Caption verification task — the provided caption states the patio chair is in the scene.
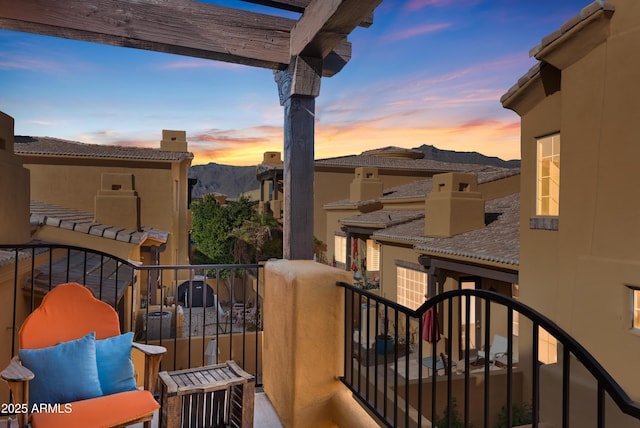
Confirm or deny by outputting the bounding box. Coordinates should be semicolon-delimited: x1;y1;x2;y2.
1;282;166;428
477;334;509;365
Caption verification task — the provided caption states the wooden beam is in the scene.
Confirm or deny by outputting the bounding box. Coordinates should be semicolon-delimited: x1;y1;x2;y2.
0;0;293;68
275;56;321;260
242;0;310;13
281;94;316;260
322;39;351;77
241;0;374;27
0;0;353;76
290;0;382;58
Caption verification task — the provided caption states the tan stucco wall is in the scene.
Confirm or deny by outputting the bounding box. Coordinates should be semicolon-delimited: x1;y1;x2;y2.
324;208;359;265
514;0;640;400
315;169;432;254
0;112;30;244
378;243;419;301
400;369;523;427
478;174;520;201
539;357;640;427
145;332;263;374
24;157;191;266
263;260;378;427
26;162;173;228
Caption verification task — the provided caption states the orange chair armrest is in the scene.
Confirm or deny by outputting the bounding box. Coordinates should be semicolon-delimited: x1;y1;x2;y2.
132;342;166;356
1;356;34;383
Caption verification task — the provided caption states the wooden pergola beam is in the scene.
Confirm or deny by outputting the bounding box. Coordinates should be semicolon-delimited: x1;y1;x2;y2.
241;0;374;27
290;0;382;58
242;0;310;13
0;0;352;76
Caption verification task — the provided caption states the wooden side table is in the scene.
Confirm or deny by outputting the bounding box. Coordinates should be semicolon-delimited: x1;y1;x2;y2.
159;360;255;428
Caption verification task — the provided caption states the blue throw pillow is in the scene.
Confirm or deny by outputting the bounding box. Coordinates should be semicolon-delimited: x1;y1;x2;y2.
19;332;103;406
95;332;137;395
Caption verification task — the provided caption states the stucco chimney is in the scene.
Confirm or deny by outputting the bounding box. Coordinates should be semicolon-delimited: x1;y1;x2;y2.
263;151;282;164
0;112;30;243
160;129;187;152
94;173;140;231
425;172;485;237
349;167;383;202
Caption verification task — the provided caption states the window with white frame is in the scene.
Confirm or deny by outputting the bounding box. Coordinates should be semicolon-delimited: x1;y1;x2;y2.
538;327;558;364
396;266;427;310
366;239;380;271
536;133;560;216
334;235;346;264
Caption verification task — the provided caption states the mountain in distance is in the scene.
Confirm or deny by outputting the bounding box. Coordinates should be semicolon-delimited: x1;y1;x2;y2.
413;144;520;169
189;162;258;199
189;145;520;199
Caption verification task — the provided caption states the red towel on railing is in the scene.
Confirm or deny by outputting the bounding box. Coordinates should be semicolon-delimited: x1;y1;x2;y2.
422;307;441;343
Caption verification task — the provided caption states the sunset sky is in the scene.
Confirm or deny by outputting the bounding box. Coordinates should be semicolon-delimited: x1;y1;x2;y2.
0;0;589;166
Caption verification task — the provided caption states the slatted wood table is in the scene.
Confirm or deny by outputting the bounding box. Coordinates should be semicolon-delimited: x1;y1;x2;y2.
159;361;255;428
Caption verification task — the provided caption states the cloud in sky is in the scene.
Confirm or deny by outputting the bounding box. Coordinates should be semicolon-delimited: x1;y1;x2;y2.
406;0;452;10
25;119;58;126
405;0;482;11
156;59;246;71
0;52;61;72
386;22;452;43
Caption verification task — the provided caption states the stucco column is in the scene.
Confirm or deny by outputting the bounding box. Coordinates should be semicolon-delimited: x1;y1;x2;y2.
263;260;377;427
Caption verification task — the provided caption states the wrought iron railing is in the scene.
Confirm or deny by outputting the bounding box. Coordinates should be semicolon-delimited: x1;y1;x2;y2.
0;243;263;389
338;281;640;428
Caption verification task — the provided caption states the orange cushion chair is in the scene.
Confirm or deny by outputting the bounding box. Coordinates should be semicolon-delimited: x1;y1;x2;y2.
1;282;166;428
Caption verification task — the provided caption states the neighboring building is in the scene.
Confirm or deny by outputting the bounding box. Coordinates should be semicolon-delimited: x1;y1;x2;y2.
256;151;284;220
256;147;520;263
314;147;493;253
5;125;194;310
15;131;193;268
326;167;519;278
501;0;640;424
328;168;520;360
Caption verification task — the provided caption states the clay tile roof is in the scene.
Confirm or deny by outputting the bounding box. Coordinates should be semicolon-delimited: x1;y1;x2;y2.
340;210;424;228
360;146;425;159
0;249;34;267
374;193;520;266
315;154;484;172
30;200;168;244
381;180;432;201
529;1;615;58
477;166;520;183
376;167;518;202
14;136;193;162
501;1;615;104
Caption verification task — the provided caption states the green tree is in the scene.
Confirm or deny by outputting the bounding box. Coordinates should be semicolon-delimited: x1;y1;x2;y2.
229;212;282;263
190;195;256;304
190;195;255;264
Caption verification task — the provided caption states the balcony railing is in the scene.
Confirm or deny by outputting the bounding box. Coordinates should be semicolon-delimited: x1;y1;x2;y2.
338;282;640;428
0;243;263;410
